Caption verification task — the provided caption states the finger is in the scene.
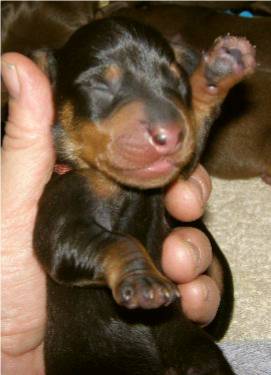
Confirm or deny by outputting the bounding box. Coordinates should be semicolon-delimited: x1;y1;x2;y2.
164;164;212;221
178;275;221;325
162;227;212;283
2;53;55;220
1;53;53;357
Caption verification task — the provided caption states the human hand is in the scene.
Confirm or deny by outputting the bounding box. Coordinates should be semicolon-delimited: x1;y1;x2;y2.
1;53;219;375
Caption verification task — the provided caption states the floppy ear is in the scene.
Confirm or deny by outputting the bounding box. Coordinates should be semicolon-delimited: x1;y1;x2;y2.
30;48;57;84
167;32;199;75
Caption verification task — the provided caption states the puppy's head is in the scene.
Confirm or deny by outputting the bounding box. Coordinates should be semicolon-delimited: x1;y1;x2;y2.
38;18;197;189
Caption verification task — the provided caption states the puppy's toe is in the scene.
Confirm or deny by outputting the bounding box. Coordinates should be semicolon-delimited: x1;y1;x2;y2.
114;273;180;309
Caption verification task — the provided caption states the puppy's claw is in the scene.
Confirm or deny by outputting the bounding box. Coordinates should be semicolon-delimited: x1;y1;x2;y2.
114;273;179;310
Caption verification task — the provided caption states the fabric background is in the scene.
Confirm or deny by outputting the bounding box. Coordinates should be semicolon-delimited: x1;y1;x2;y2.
205;177;271;373
220;341;271;375
205;177;271;341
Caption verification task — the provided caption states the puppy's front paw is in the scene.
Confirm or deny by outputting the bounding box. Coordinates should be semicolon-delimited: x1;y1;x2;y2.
113;272;180;309
204;35;256;87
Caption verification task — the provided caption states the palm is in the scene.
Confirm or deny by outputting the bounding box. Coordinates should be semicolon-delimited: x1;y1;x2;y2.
2;164;50;375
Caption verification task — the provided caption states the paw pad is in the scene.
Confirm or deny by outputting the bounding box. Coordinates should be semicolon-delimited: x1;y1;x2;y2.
204;35;256;83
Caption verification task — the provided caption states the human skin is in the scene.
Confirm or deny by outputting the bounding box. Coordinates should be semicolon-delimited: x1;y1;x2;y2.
1;53;220;375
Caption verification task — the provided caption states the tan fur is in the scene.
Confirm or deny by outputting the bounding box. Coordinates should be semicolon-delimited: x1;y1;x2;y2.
57;99;196;189
79;169;121;200
104;64;122;82
101;237;165;290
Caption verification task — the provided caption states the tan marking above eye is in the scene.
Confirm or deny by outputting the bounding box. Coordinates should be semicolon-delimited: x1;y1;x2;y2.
104;64;122;82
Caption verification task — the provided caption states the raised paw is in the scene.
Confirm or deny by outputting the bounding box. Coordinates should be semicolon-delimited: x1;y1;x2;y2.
204;35;256;87
113;272;180;309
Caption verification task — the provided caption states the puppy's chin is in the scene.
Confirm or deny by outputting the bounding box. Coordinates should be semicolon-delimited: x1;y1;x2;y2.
100;160;181;190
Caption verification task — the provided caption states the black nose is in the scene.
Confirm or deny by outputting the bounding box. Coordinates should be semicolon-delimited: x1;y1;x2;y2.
152;129;168;146
149;123;183;154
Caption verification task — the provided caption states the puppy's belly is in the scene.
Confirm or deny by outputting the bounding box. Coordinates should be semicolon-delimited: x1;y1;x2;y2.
45;279;164;375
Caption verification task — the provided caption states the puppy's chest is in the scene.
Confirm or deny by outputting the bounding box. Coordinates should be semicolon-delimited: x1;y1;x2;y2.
93;189;170;261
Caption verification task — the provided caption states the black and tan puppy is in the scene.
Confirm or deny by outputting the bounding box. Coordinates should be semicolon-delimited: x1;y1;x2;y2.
33;18;255;374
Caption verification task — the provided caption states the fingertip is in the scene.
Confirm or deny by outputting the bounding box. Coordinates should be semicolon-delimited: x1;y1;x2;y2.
2;54;55;209
162;227;212;283
2;52;51;92
164;164;212;222
179;275;221;325
1;59;20;99
162;233;197;283
2;52;54;127
190;164;212;204
2;53;55;154
165;178;204;221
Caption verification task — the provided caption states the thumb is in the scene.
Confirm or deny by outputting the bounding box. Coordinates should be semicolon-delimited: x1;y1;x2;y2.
2;52;55;220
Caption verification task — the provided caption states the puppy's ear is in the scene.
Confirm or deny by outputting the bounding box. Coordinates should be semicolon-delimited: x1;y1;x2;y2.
167;33;199;75
30;49;57;84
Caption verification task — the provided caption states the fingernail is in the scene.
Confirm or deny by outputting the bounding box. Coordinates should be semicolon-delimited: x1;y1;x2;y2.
185;240;201;270
189;175;205;208
201;283;209;301
1;60;20;98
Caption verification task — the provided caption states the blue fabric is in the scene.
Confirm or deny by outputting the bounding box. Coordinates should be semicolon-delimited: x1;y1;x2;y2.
220;341;271;374
239;10;254;18
224;9;254;18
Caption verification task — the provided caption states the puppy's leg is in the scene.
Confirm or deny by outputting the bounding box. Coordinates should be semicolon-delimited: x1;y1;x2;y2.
152;307;235;375
34;172;179;310
101;237;180;309
190;36;256;155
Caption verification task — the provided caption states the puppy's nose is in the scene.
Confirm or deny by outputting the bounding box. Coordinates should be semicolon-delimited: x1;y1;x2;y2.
149;123;183;154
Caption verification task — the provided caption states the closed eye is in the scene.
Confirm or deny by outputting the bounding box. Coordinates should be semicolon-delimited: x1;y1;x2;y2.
92;82;112;93
76;79;114;98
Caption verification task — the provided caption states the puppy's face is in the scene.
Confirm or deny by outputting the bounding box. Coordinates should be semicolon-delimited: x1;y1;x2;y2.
52;18;196;188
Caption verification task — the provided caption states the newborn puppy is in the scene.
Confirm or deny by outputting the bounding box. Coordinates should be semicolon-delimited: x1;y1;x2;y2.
33;18;255;374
